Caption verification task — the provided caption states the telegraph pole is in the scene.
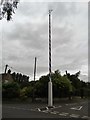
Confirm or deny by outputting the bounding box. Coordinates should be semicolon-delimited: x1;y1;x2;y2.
34;57;37;81
48;10;53;107
32;57;37;102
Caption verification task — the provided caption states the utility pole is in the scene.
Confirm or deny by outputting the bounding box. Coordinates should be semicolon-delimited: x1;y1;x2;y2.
4;64;8;74
48;10;53;107
32;57;37;102
34;57;37;81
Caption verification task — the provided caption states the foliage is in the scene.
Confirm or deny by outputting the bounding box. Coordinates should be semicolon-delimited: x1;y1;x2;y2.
0;0;19;21
66;71;81;89
25;86;33;98
35;76;49;98
19;87;28;100
2;69;90;100
33;70;73;98
12;72;29;84
2;82;20;98
66;71;89;98
51;70;73;98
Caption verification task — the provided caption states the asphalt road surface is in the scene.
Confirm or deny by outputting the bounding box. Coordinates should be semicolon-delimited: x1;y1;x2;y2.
2;99;90;119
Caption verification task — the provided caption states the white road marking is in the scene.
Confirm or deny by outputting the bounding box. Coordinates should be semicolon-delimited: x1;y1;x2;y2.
78;106;83;110
46;107;49;110
82;116;88;118
59;112;69;116
50;111;59;114
53;106;55;108
50;106;62;109
37;108;41;111
70;114;80;118
70;106;83;110
52;111;59;114
50;112;57;114
42;110;49;113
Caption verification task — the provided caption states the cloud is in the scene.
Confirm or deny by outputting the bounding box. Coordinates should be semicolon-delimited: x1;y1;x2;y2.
79;74;88;82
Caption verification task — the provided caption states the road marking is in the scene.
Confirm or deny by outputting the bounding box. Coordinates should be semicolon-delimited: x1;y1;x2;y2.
70;106;83;110
50;112;57;114
37;108;41;111
50;106;62;109
50;111;59;114
59;112;69;116
33;105;62;112
52;111;59;114
42;110;49;113
78;106;83;110
70;114;80;118
38;107;48;111
46;107;49;110
82;116;88;119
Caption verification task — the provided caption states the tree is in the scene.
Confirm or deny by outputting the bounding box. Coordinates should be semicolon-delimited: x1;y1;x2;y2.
0;0;19;21
7;69;11;74
11;72;16;80
66;71;87;97
34;70;73;99
75;71;80;77
66;71;81;89
52;71;73;98
35;75;49;98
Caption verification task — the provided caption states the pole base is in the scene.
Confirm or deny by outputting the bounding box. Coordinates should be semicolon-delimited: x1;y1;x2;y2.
48;81;53;107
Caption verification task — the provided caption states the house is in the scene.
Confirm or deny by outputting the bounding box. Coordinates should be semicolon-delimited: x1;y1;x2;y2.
0;73;14;83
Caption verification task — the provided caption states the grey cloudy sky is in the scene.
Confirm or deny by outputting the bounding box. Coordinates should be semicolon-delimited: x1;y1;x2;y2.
0;1;88;81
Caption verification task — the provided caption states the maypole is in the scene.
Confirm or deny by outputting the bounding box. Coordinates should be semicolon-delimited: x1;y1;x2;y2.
48;10;53;107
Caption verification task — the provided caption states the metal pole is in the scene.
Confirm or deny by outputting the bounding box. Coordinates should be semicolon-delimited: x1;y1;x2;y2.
48;10;53;107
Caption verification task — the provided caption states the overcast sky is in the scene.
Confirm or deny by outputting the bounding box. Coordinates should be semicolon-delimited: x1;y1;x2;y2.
0;1;88;81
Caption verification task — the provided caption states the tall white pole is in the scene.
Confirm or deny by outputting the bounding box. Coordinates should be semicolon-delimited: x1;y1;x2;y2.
48;10;53;107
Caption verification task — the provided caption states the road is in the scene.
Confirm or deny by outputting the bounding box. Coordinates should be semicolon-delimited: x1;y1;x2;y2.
2;99;90;119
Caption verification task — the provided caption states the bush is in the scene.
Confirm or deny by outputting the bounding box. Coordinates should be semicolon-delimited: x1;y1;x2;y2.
2;82;20;99
19;87;28;100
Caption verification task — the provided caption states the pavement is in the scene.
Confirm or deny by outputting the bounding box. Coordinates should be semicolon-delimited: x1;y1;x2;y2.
2;98;90;119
